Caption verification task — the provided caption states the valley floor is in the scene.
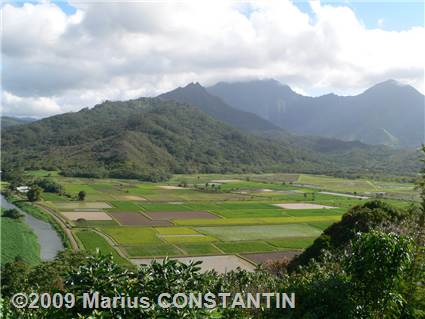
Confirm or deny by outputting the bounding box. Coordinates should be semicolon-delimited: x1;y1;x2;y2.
6;171;418;271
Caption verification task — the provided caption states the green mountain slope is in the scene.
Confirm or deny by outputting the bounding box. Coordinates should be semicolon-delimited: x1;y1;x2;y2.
1;116;35;128
1;98;321;180
2;97;419;181
159;83;281;133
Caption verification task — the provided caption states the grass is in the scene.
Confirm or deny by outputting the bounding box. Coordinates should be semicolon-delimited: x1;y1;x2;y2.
196;224;322;241
177;243;222;255
215;241;278;253
155;227;200;235
123;244;180;257
53;201;111;210
283;208;345;217
139;203;195;212
175;215;341;226
74;219;119;227
74;229;129;265
161;235;216;244
101;227;161;245
267;237;317;249
308;221;335;231
213;208;291;218
109;201;142;212
41;192;70;202
1;217;40;265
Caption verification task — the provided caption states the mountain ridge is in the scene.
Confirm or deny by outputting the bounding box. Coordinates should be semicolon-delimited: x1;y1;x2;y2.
207;79;424;148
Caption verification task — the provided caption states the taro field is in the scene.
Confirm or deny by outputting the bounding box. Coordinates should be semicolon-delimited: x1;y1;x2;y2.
27;170;417;271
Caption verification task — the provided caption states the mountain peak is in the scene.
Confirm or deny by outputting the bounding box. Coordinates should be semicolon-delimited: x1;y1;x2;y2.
364;79;420;96
183;82;204;90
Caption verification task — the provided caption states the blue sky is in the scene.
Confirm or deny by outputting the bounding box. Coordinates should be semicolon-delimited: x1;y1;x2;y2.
293;1;424;31
8;1;425;32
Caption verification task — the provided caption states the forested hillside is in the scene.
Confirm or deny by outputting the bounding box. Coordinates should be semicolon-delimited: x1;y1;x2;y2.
1;97;420;181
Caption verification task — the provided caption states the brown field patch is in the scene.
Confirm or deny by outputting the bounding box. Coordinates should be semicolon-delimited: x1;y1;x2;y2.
273;203;336;209
158;185;186;190
119;195;146;201
110;212;172;226
242;251;301;264
144;211;219;220
61;211;112;221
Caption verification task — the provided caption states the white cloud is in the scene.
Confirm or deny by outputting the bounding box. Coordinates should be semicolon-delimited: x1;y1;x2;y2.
1;0;424;117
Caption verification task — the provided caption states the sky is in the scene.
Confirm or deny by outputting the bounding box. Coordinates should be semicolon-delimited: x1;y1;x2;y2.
1;0;424;118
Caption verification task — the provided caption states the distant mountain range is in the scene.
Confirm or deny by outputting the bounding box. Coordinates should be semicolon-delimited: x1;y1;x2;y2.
208;79;424;148
2;83;420;180
159;82;283;134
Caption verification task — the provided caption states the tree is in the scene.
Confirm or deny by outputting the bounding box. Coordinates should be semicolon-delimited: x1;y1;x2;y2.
347;230;415;317
26;186;41;202
77;191;86;201
2;208;23;219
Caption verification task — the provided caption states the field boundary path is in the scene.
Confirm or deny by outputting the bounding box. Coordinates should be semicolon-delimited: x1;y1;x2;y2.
36;203;79;251
92;229;130;261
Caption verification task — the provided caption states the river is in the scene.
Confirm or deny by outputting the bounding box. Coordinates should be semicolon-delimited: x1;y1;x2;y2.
1;194;64;261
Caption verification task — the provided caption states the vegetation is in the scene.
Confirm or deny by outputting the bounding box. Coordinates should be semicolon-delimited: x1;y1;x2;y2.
0;216;40;266
27;186;41;202
74;230;129;266
2;208;23;219
1;97;419;183
0;150;423;317
77;190;86;201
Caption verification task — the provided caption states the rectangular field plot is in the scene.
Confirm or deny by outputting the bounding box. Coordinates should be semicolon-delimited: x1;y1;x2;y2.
53;202;111;210
144;211;219;220
123;244;180;257
283;208;344;217
196;224;322;241
273;203;337;209
175;215;341;226
74;219;118;227
267;237;316;249
213;209;290;218
177;243;222;255
74;230;129;265
139;203;195;212
116;195;146;201
108;201;142;212
109;212;172;226
160;235;216;244
308;221;335;230
101;227;161;245
61;211;112;221
155;227;200;235
215;241;278;254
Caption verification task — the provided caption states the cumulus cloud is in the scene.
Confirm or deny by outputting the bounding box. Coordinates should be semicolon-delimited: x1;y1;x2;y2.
1;0;424;117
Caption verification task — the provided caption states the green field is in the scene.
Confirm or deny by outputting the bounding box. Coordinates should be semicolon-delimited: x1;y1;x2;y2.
22;171;417;263
1;217;40;265
196;224;323;241
102;227;160;245
74;229;129;265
